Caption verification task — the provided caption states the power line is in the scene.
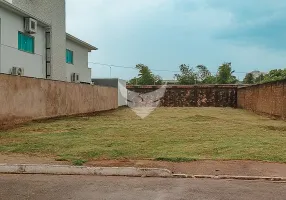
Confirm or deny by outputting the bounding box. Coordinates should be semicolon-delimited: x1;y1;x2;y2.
89;62;135;69
89;62;181;73
88;61;249;74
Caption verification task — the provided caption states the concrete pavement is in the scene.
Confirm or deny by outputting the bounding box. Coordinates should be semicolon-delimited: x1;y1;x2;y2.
1;175;286;200
0;164;172;177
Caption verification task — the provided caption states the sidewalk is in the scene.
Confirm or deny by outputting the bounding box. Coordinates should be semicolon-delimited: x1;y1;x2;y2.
87;159;286;177
1;154;286;178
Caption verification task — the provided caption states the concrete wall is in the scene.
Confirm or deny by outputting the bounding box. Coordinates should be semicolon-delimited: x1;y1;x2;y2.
0;74;118;126
0;7;46;78
92;79;128;107
11;0;67;81
237;80;286;118
118;79;127;106
127;85;238;107
92;79;119;88
66;39;91;83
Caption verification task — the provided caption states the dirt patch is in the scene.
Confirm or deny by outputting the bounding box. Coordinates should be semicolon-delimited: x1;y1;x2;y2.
86;159;286;177
0;154;69;165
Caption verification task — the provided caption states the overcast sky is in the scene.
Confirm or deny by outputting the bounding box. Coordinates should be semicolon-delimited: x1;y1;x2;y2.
66;0;286;81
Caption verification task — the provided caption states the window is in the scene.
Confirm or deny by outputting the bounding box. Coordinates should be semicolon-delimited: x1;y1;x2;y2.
66;49;73;64
18;32;34;53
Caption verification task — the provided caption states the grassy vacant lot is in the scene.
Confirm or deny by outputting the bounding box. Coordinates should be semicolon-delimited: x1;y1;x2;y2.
1;107;286;164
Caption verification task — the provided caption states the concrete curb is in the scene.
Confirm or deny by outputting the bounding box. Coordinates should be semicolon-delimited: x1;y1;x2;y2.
1;164;286;181
172;174;286;181
0;164;172;177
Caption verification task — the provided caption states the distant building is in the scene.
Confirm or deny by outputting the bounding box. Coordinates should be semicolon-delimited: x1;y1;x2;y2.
250;71;266;79
0;0;97;83
163;80;179;85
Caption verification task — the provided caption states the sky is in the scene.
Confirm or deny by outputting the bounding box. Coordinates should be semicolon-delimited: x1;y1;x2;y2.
66;0;286;81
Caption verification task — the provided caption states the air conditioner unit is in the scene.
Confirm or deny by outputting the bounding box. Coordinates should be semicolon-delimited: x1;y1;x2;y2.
24;18;37;34
11;67;24;76
71;73;80;83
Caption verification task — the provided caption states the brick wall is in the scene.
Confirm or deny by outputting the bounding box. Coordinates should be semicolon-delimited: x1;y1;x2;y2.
127;85;237;107
237;80;286;118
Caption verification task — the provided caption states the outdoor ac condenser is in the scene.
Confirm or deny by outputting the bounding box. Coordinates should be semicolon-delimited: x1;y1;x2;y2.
71;73;80;83
11;67;24;76
24;18;37;34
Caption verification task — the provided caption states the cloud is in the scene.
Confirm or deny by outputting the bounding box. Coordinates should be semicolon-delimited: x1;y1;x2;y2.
210;0;286;50
66;0;286;80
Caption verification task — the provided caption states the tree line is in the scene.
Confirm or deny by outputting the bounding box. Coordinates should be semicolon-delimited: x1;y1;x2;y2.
127;63;286;85
243;69;286;84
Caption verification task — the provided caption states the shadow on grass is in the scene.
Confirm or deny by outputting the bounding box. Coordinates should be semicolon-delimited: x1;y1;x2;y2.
183;115;218;122
261;125;286;132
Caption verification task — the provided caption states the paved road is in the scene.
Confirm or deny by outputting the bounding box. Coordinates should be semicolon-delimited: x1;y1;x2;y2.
1;175;286;200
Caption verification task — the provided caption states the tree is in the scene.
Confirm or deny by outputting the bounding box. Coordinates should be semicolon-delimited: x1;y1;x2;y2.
242;69;286;84
217;62;238;84
127;64;163;85
197;65;210;82
196;65;217;84
174;64;197;85
243;73;255;84
203;75;217;84
153;75;163;85
255;74;265;83
262;69;286;83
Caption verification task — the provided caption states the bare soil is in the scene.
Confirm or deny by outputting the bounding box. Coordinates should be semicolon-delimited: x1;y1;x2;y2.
86;159;286;177
0;154;69;165
2;154;286;177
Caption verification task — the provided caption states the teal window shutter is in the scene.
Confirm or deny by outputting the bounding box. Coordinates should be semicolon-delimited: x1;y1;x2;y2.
18;32;34;53
66;49;73;64
18;32;22;50
66;49;69;63
70;51;73;63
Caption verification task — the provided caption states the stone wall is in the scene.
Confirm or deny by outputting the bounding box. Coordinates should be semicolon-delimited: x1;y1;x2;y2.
0;74;118;126
127;85;237;107
237;80;286;118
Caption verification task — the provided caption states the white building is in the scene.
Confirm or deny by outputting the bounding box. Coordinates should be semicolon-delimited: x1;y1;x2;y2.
0;0;97;83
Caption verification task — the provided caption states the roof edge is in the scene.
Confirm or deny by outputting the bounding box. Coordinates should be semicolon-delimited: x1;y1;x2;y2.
0;0;50;27
66;33;98;51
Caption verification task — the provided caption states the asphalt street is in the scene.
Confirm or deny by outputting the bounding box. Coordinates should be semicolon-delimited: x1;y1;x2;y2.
1;175;286;200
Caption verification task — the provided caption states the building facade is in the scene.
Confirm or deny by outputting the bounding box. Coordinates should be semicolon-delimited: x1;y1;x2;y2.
0;0;96;83
11;0;66;81
0;4;48;78
66;34;96;83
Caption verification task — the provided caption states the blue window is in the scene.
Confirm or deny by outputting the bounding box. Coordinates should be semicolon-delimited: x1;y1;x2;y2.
66;49;73;64
18;32;34;53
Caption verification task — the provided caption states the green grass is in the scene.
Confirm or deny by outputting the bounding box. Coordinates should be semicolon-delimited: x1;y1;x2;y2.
1;107;286;163
72;159;87;166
